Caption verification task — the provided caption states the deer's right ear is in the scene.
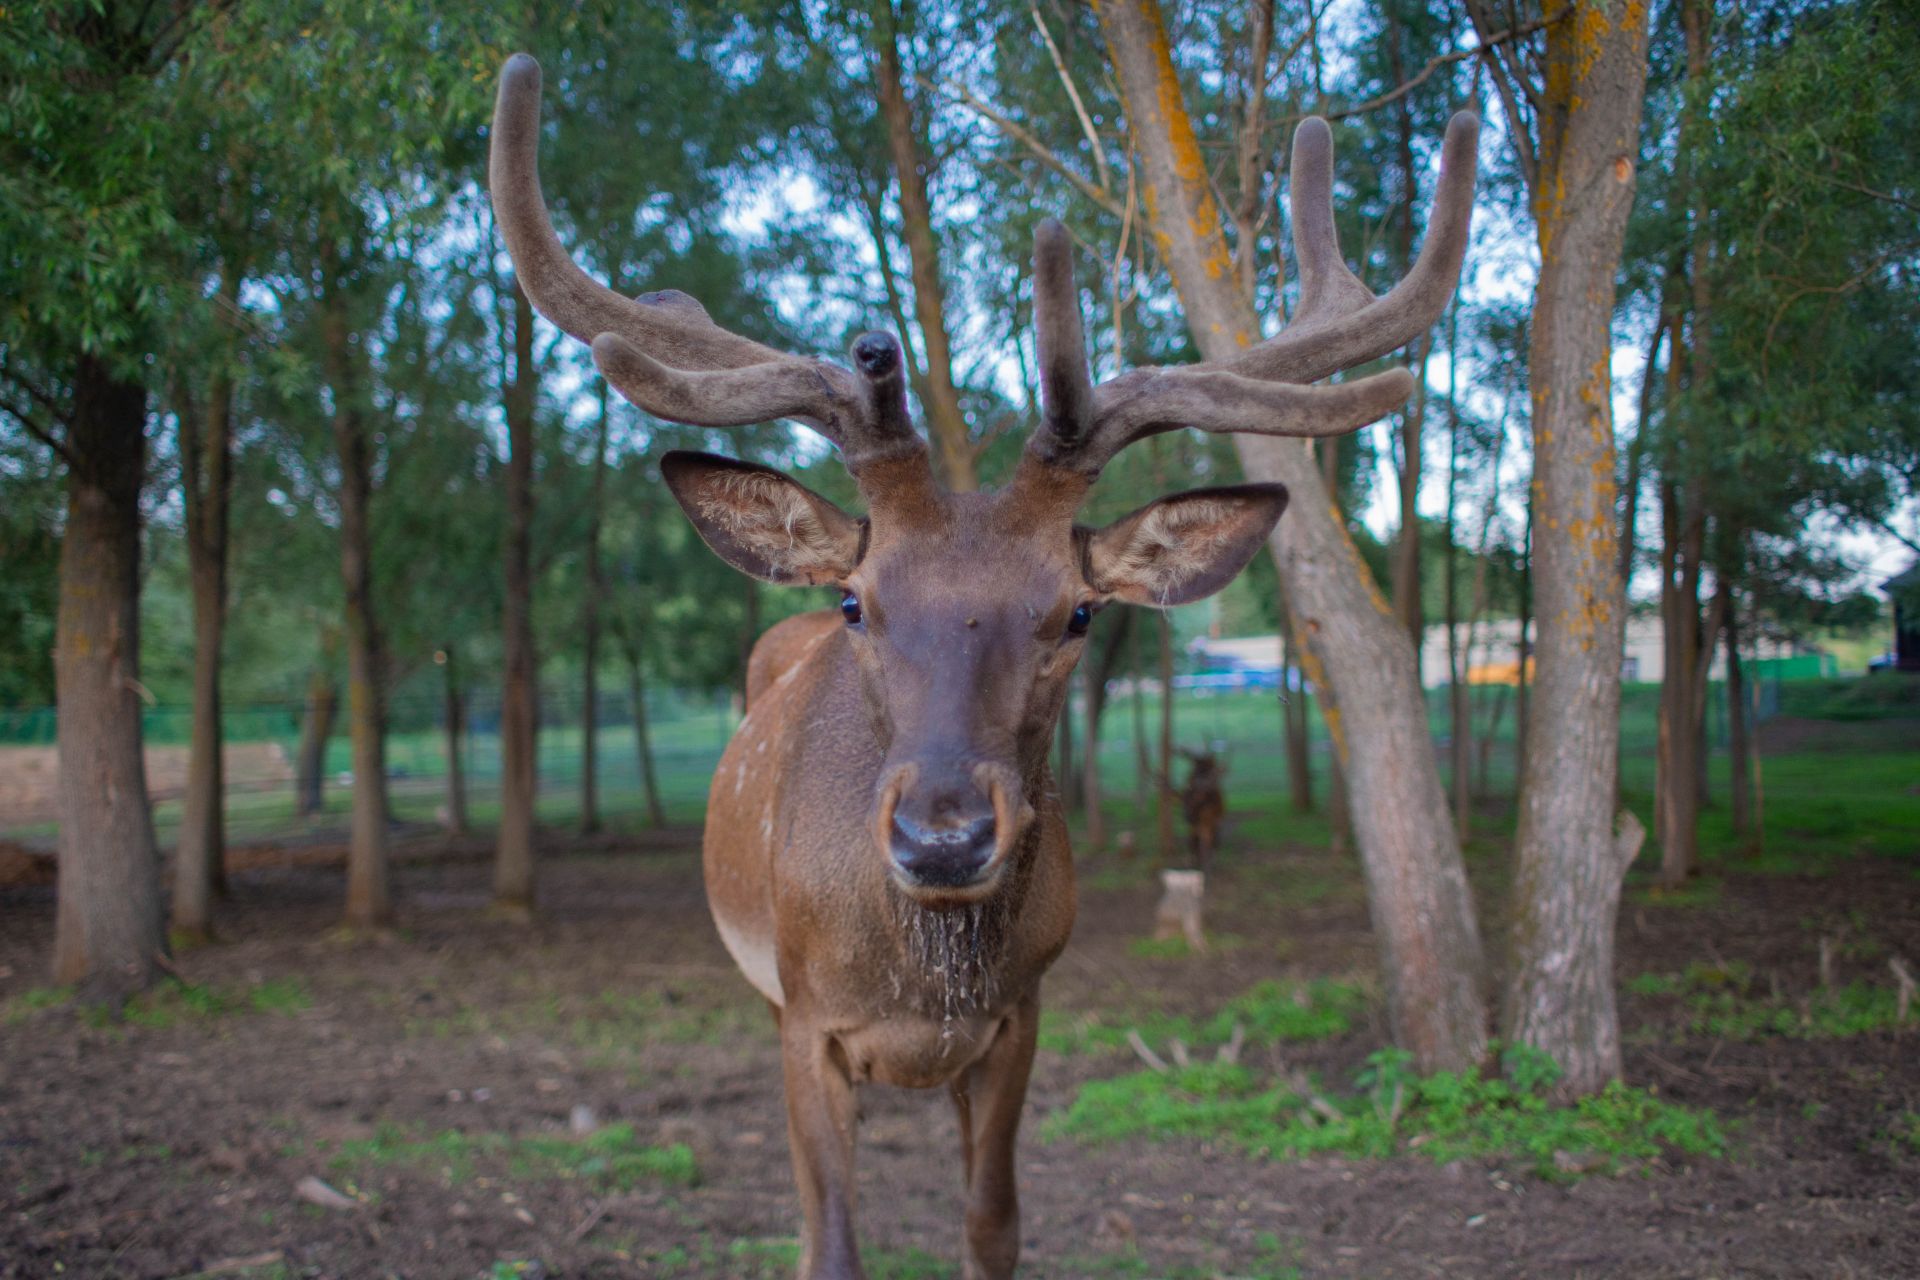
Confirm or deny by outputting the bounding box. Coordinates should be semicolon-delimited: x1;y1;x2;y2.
661;451;864;586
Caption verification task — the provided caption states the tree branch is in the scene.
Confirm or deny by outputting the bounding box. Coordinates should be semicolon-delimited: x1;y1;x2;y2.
921;75;1126;217
1301;9;1569;126
0;388;78;470
1032;4;1111;195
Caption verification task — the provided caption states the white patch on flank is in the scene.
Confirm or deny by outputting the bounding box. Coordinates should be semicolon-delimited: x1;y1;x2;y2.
714;913;783;1005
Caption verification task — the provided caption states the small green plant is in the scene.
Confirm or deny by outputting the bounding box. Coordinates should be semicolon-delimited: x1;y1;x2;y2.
1040;979;1365;1056
331;1122;696;1190
1885;1111;1920;1155
1045;1044;1725;1179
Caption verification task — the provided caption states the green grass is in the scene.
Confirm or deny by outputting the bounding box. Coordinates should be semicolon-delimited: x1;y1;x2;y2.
1038;978;1366;1057
1626;962;1911;1040
1045;1045;1726;1179
6;977;315;1029
330;1121;696;1191
0;985;74;1024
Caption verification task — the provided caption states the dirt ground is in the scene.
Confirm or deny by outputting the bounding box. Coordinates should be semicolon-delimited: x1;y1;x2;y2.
2;822;1917;1279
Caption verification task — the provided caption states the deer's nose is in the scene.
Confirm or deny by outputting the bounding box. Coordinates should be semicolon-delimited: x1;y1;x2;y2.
888;799;996;889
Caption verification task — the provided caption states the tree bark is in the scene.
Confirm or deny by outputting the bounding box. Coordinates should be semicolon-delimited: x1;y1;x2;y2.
52;355;166;998
322;272;391;931
171;332;235;943
1477;0;1652;1097
874;13;974;491
579;382;611;835
441;646;468;836
295;636;338;817
495;280;539;916
1098;0;1487;1070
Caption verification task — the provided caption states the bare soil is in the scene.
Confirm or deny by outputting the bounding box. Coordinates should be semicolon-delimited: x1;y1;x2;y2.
2;824;1917;1279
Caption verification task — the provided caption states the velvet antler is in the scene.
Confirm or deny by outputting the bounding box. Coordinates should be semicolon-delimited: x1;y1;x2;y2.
1028;112;1480;475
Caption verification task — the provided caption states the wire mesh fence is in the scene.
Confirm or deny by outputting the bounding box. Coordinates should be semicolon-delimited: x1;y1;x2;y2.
0;671;1789;850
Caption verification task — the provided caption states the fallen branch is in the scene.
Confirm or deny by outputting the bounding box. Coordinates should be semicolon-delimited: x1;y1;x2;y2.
1126;1028;1170;1074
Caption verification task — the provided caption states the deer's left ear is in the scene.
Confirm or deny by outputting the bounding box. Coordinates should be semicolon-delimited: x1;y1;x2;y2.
661;451;864;586
1085;484;1289;607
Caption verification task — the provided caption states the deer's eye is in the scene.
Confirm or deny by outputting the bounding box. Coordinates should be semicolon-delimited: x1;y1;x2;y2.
841;592;863;625
1066;603;1093;637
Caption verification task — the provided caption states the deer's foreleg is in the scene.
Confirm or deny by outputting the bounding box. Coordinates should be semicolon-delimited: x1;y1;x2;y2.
781;1019;864;1280
949;996;1039;1280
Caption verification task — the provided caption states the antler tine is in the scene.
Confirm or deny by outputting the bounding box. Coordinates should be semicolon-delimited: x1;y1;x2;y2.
1058;364;1414;473
1225;111;1481;385
491;54;925;471
1032;219;1095;448
491;55;777;370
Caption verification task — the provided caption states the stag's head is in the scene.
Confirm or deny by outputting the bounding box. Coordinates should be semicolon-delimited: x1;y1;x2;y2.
490;54;1476;904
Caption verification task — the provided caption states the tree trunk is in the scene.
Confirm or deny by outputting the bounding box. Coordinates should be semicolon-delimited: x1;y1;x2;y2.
1131;656;1150;798
1385;15;1430;663
441;647;468;836
1656;477;1706;886
1155;607;1176;863
1444;303;1470;842
322;275;391;932
579;382;611;835
1099;0;1487;1070
495;280;539;917
171;342;235;943
51;355;166;998
1725;585;1751;840
873;14;974;491
295;641;338;817
1282;622;1313;813
1057;674;1078;814
1480;0;1652;1098
1514;503;1532;781
1082;658;1106;850
621;628;666;828
738;576;760;710
1393;344;1430;661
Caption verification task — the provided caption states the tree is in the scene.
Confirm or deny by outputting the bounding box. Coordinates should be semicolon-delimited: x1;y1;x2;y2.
494;280;541;917
1469;0;1653;1094
1095;0;1488;1071
0;5;206;996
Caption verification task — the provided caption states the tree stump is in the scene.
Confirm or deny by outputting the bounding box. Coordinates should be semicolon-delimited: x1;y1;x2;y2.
1154;869;1207;953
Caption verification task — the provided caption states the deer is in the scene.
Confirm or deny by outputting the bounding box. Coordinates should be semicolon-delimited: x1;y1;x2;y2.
489;53;1477;1280
1178;746;1228;873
